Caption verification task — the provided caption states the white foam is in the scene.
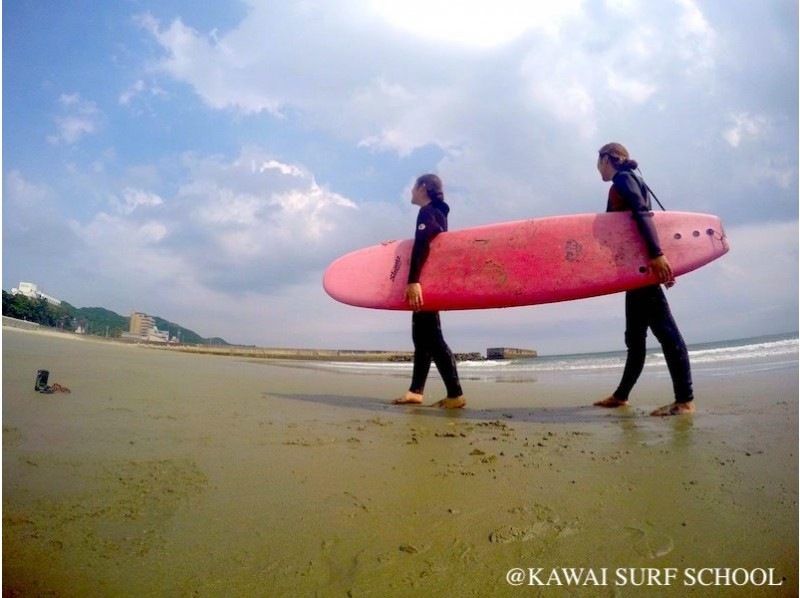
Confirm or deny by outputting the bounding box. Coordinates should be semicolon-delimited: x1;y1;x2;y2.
306;336;798;379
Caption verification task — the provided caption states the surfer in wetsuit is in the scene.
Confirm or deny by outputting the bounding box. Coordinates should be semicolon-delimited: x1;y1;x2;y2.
593;143;694;416
392;174;466;409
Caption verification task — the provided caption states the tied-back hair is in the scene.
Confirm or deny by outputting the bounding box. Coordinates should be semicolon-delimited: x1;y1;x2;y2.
599;142;639;171
416;173;449;214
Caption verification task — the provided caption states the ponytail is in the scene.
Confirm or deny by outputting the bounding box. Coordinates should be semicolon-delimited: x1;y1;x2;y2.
598;142;637;171
415;173;448;213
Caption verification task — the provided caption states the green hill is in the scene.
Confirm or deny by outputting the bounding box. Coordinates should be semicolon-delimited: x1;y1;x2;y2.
2;291;229;345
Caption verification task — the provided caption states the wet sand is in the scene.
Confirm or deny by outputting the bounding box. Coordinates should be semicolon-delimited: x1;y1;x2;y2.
3;326;797;596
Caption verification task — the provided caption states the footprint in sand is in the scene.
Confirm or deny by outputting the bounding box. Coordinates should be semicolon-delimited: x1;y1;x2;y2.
489;522;551;544
624;526;674;559
490;504;580;544
3;426;23;448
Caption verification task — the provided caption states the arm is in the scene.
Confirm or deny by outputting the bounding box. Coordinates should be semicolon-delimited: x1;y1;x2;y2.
614;172;674;286
614;172;662;258
406;208;444;308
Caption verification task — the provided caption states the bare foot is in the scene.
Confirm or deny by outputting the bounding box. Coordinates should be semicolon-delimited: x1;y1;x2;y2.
593;396;628;408
392;391;424;405
650;402;695;416
432;396;466;409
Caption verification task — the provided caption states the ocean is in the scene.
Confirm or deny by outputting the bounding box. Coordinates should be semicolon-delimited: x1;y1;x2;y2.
307;333;799;382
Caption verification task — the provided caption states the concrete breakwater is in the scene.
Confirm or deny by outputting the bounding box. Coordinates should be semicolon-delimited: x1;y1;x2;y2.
156;345;486;362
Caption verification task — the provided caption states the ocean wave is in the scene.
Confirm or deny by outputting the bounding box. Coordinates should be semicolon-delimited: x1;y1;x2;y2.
308;336;797;378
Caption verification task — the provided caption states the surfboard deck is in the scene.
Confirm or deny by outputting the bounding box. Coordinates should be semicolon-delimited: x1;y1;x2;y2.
323;211;729;311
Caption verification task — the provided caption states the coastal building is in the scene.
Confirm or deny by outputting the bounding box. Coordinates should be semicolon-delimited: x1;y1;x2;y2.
486;347;538;360
11;282;61;306
124;311;170;343
129;312;155;336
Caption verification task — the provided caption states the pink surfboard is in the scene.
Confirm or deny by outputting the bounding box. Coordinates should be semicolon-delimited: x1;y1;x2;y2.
323;211;729;311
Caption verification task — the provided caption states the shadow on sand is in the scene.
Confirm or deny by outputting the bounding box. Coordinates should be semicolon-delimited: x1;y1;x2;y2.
265;392;642;424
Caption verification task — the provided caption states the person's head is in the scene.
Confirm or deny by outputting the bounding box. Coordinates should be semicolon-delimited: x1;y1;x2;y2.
412;173;444;207
597;142;638;181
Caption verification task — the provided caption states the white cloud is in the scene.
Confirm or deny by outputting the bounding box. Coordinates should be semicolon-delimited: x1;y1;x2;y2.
67;148;398;297
47;93;101;145
754;161;796;190
606;71;657;104
522;58;597;138
119;79;168;109
2;171;82;274
119;80;146;105
137;13;284;115
50;146;408;339
369;0;584;47
258;159;304;177
137;0;724;173
723;112;769;147
4;170;51;206
113;187;165;215
673;219;798;338
677;0;713;37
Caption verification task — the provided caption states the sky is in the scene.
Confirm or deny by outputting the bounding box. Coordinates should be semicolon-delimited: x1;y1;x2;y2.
2;0;798;355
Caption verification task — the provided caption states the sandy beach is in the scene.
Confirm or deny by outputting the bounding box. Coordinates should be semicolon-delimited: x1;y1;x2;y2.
3;326;797;596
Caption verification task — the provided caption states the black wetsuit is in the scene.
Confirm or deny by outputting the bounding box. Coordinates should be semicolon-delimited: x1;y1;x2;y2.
407;202;463;398
608;170;693;404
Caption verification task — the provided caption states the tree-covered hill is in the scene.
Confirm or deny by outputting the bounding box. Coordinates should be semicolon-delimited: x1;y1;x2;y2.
2;291;229;345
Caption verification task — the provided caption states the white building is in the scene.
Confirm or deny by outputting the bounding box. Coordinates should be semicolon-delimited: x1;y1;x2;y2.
144;327;170;343
11;282;61;306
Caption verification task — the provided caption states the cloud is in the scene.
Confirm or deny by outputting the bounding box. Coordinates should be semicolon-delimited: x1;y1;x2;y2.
27;145;418;340
168;149;392;292
672;219;798;338
112;187;165;215
119;80;147;105
259;159;304;177
136;12;284;115
135;0;728;213
63;147;405;311
3;170;51;208
47;93;102;145
723;112;769;147
2;171;82;283
120;79;166;102
370;0;584;47
606;71;657;104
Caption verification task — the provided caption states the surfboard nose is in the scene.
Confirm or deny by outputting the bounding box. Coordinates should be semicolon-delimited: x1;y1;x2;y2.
717;220;730;254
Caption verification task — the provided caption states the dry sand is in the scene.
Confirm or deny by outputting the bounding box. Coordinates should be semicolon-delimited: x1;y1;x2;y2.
3;326;797;596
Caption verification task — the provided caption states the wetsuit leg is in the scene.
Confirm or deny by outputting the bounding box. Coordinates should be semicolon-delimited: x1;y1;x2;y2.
410;311;463;398
648;287;694;403
427;312;463;398
613;288;650;400
410;311;433;394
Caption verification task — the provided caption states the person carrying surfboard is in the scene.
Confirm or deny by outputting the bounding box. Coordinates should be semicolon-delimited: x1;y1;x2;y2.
593;143;695;416
392;174;466;409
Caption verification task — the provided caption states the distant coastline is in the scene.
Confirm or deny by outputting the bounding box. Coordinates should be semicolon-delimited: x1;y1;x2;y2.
6;317;794;364
1;318;475;362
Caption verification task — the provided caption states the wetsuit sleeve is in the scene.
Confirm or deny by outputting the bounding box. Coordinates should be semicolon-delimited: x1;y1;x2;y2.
407;208;444;283
615;172;663;258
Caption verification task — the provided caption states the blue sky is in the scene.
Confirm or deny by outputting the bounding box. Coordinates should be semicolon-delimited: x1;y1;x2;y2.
3;0;797;354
